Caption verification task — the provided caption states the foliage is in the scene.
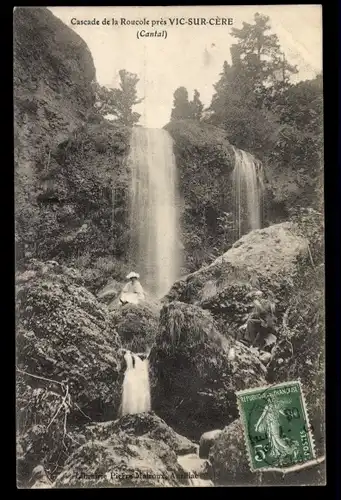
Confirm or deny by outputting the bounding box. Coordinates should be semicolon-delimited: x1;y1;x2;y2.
171;87;205;121
170;86;192;120
17;122;131;267
70;253;130;294
158;301;226;349
230;13;297;91
199;13;323;225
265;208;325;455
165;120;235;272
189;89;204;120
206;13;298;158
110;302;160;353
93;69;143;126
289;206;324;265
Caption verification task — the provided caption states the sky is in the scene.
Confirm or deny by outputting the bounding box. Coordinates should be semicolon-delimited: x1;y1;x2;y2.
48;5;322;129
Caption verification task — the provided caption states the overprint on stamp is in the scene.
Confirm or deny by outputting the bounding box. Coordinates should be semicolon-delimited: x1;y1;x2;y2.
236;381;315;472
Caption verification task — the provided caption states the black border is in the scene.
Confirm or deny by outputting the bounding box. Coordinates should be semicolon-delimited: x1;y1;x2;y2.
9;1;340;498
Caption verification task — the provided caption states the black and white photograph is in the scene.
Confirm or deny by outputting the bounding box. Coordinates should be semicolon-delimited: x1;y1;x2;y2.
14;5;325;488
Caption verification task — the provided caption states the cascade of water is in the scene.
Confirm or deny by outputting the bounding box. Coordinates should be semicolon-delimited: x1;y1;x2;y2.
127;127;181;299
121;351;151;416
231;146;264;240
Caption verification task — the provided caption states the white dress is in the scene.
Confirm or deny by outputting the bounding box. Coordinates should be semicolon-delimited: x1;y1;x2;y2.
120;280;145;305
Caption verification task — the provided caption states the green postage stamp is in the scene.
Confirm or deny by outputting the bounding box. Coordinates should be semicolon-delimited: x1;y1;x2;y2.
236;380;315;472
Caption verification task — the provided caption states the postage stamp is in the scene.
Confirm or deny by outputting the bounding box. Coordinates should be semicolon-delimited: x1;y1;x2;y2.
236;380;315;472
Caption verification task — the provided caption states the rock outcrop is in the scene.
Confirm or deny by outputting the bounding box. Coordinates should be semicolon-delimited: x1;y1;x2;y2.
149;301;267;440
14;7;131;270
199;429;222;459
54;413;196;487
16;260;124;483
14;7;95;255
209;418;325;486
109;302;160;352
165;222;309;332
164;120;236;273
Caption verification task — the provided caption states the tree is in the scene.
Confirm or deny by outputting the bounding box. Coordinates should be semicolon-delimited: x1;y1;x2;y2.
94;69;143;127
269;75;323;174
189;89;204;120
171;87;192;120
206;13;301;154
230;12;298;96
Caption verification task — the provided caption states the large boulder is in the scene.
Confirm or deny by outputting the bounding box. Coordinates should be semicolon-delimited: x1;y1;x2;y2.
16;260;124;483
75;412;197;456
166;222;308;304
208;419;255;485
16;260;123;421
209;418;325;486
165;222;309;330
149;301;267;441
109;302;160;352
199;430;223;459
53;413;195;487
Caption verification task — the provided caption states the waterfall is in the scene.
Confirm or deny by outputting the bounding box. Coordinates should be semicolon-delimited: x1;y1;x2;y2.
121;351;151;416
231;147;264;240
127;127;181;299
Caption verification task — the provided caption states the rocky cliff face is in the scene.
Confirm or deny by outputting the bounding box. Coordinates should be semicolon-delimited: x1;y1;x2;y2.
14;7;130;280
14;7;95;252
164;120;236;272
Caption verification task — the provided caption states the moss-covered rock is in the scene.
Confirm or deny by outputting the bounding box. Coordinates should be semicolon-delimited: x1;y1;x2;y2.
16;260;123;420
165;222;309;329
109;302;160;352
14;8;131;267
54;413;194;488
208;419;255;485
164;120;236;272
149;301;266;441
209;418;325;486
78;412;197;456
16;260;124;483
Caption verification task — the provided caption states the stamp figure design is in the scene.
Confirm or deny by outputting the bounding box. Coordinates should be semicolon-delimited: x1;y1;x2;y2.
236;381;315;472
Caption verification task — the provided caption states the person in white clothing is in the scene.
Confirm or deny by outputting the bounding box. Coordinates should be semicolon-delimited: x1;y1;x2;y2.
119;271;145;305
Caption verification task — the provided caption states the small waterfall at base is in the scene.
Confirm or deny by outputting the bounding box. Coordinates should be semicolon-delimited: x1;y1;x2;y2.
121;351;151;416
231;146;264;240
127;127;181;299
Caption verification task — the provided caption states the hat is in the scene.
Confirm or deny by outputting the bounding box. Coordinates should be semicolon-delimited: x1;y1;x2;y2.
126;271;140;280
